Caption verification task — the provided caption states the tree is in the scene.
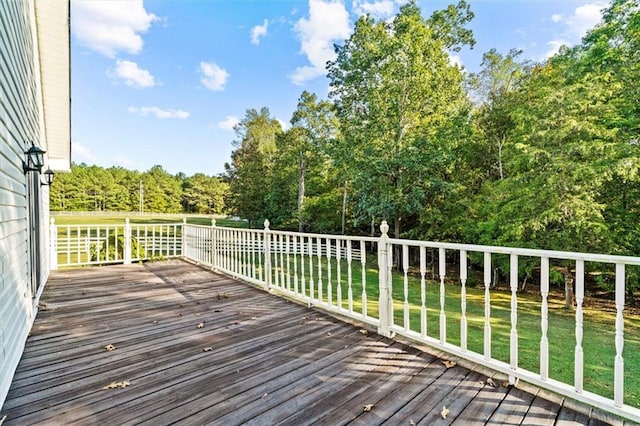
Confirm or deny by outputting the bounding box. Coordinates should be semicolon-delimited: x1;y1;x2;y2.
225;107;282;227
289;91;339;231
467;48;530;180
328;1;473;239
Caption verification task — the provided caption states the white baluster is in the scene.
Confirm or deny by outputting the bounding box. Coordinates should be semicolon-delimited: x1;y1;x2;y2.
279;234;285;288
301;236;306;298
308;237;315;302
317;237;323;303
286;235;291;291
575;259;584;393
347;241;353;314
420;246;427;338
540;257;549;380
293;235;299;294
509;253;519;383
336;240;342;310
460;250;468;352
403;244;410;331
327;238;332;306
257;231;263;282
361;240;367;318
439;247;446;344
614;263;625;407
388;243;394;328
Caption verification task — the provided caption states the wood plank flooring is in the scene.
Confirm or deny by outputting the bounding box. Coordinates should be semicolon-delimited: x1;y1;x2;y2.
0;260;622;425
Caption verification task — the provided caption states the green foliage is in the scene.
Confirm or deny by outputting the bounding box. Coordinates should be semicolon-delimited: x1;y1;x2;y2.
90;234;145;263
50;163;228;215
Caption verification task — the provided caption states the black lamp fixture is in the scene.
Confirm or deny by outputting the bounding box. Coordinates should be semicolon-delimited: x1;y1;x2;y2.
42;168;55;186
23;142;46;173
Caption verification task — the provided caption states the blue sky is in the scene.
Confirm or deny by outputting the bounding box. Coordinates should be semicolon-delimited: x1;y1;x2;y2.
71;0;608;177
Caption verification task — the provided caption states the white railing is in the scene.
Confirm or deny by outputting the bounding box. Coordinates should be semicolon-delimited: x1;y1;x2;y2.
49;217;640;423
50;218;183;268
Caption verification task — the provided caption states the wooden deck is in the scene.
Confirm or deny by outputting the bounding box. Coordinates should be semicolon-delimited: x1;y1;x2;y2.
0;260;621;425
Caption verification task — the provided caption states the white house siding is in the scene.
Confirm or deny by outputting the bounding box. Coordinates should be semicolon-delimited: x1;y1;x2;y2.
0;0;69;408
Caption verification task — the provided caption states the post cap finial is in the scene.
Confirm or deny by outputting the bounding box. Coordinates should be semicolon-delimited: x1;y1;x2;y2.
380;220;389;236
211;218;216;226
264;219;270;230
125;217;130;224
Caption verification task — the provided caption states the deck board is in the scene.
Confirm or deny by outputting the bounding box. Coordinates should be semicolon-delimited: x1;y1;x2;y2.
0;259;613;425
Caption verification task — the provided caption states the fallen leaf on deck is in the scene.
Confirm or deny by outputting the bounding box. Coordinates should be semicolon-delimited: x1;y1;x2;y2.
441;360;456;369
262;392;268;398
153;320;158;324
502;380;513;388
197;322;205;329
103;380;131;390
104;344;116;351
327;332;332;336
196;290;203;294
359;329;369;335
178;313;183;317
363;404;374;412
203;347;213;352
441;406;449;419
487;378;496;388
38;302;48;311
409;419;416;426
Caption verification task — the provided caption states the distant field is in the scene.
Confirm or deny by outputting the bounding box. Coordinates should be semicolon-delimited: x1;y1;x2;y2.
50;213;248;228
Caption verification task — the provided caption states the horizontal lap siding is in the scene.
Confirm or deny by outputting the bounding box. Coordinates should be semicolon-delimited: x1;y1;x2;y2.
0;0;44;409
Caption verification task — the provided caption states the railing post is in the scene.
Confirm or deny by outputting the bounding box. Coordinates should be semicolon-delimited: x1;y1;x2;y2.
211;218;217;271
263;219;271;291
49;217;57;271
377;221;393;337
123;218;132;264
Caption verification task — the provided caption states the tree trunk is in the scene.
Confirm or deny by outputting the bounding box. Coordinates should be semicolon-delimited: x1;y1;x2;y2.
297;154;305;233
564;265;575;311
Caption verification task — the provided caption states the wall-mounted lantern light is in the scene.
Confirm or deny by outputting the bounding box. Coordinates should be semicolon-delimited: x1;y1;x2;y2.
42;168;54;186
23;143;45;173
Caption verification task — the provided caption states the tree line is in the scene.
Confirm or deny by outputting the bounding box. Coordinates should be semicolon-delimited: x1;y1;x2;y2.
224;0;639;299
50;163;228;215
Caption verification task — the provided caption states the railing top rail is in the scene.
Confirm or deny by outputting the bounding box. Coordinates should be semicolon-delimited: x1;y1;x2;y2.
387;237;640;265
210;224;379;243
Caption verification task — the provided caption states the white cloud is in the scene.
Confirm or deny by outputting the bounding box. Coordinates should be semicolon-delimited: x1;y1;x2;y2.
128;106;190;119
276;118;289;130
200;61;230;91
251;19;269;45
114;155;137;169
217;115;240;131
448;54;463;68
551;2;607;39
110;60;155;88
290;0;351;85
352;0;393;20
72;142;97;163
72;0;159;58
544;39;570;59
567;3;606;37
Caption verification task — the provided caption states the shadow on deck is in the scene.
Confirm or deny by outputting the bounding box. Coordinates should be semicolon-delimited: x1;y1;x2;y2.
0;260;621;425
